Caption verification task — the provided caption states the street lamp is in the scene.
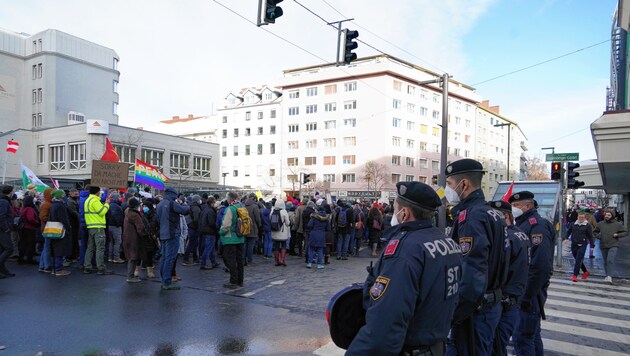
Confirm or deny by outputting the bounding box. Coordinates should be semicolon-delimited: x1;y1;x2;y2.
494;122;511;181
222;172;229;191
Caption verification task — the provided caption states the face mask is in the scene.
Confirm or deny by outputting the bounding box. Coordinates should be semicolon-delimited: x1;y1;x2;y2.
512;206;523;219
391;209;404;226
143;207;149;214
444;180;463;205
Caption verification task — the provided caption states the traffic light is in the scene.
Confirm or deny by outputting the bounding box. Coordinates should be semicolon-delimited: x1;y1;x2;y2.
261;0;283;24
303;173;311;184
431;175;438;185
567;162;584;189
550;162;562;180
343;29;359;64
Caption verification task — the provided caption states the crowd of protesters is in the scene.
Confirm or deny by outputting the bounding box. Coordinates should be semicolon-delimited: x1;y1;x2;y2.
0;183;393;289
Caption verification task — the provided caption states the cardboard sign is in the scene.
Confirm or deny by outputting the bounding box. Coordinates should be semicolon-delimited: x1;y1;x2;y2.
91;160;129;188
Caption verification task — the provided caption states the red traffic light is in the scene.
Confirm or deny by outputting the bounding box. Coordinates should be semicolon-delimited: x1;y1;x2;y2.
551;162;562;180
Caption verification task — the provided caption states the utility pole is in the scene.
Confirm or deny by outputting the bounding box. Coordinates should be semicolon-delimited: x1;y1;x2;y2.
420;73;450;233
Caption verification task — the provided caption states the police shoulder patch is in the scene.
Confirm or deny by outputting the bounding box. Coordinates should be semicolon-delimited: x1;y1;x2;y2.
384;239;400;256
459;236;473;256
458;209;468;223
370;276;390;300
529;217;537;225
531;233;543;246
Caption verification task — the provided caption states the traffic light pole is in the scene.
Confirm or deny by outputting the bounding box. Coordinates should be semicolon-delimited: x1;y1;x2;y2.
329;18;354;66
556;163;566;267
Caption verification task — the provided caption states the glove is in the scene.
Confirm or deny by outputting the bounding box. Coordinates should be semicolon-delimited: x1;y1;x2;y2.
521;299;532;313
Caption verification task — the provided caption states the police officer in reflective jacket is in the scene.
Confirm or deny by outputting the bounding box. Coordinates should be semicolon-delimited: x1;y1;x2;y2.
490;200;531;356
444;159;509;356
346;182;462;356
509;191;554;355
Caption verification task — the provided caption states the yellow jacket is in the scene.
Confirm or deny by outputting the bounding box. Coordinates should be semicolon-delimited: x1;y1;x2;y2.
84;194;109;229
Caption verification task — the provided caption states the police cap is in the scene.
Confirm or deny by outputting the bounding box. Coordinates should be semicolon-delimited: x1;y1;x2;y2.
508;191;535;203
445;158;485;177
326;283;365;350
490;200;512;213
396;181;441;210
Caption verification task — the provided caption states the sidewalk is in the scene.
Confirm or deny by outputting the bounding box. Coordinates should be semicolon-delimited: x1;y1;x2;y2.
554;239;630;280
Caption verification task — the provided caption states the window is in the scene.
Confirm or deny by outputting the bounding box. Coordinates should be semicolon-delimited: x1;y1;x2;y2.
306;87;318;96
233;145;239;156
455;116;461;125
37;88;42;103
244;166;251;177
270;109;277;118
407;85;415;95
245;111;251;121
288;107;299;116
406;121;415;131
287;174;298;182
407;103;415;113
392;155;401;165
32;113;42;128
306;139;317;149
324;156;336;165
419;142;427;151
32;65;37;80
257;127;263;135
432;127;440;137
343;136;356;147
258;144;263;155
324;120;336;129
464;150;471;158
306;122;317;131
37;145;45;164
392;99;401;109
264;92;273;101
405;157;414;167
420;89;428;99
392;118;402;127
406;175;415;182
222;129;227;138
258;111;263;120
432;111;440;120
49;144;66;171
391;174;401;183
432;144;440;153
288;141;299;150
344;100;357;110
342;174;356;183
142;149;164;169
222;116;227;123
306;105;317;114
305;157;317;165
222;147;227;157
233;128;239;137
432;160;440;170
324;138;336;148
420;124;428;134
406;139;414;149
393;80;402;91
113;143;136;170
288;124;299;133
268;168;276;176
344;82;357;91
464;135;470;143
323;174;336;182
455;101;462;110
343;155;356;165
325;84;337;94
420;107;428;116
453;132;461;141
245;145;251;156
343;118;356;127
324;103;336;112
68;142;87;170
419;159;428;168
270;125;276;134
454;148;461;156
287;157;298;166
433;94;440;103
465;104;471;112
245;128;251;136
418;176;427;184
465;119;471;128
32;89;36;104
288;90;299;99
270;143;275;154
233;169;238;177
193;156;211;178
392;137;401;146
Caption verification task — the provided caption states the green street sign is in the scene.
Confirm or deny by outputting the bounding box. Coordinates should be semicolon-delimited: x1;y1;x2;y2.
545;153;579;162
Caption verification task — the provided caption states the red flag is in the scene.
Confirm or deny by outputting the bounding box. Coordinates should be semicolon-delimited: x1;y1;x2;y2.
501;181;514;203
100;137;120;162
49;175;59;189
6;140;19;154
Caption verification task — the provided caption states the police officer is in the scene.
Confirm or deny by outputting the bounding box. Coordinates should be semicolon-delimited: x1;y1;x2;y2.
444;159;508;356
346;182;462;356
490;200;531;356
509;191;554;355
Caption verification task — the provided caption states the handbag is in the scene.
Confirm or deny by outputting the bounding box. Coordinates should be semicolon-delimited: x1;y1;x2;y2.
43;221;65;239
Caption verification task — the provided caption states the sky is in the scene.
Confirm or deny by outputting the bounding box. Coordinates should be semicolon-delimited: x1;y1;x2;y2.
0;0;618;162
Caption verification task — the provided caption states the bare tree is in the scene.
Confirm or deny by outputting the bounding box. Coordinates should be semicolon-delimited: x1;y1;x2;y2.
361;160;390;192
526;156;551;181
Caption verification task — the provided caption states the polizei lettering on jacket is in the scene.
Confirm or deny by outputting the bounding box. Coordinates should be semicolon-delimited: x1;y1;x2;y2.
424;238;461;259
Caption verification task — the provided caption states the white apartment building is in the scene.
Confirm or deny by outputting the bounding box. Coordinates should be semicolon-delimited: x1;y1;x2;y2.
145;114;219;143
0;28;120;132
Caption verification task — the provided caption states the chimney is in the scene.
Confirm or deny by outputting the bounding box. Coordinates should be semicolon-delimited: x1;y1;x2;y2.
489;105;500;114
172;115;180;120
188;114;194;119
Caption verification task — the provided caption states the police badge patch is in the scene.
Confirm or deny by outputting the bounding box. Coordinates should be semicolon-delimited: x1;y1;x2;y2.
531;233;543;246
370;276;390;300
459;237;473;255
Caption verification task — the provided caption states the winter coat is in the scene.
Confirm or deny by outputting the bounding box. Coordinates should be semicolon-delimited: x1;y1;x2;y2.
198;204;218;236
270;200;290;242
189;203;201;230
367;210;383;244
334;206;355;235
244;198;262;238
49;199;73;257
295;204;307;234
106;200;124;227
123;208;148;261
219;202;246;245
78;190;90;225
261;206;271;233
0;193;13;232
39;188;54;232
353;207;365;237
568;222;593;245
156;187;190;241
594;219;628;249
302;203;316;233
306;210;330;248
20;196;40;231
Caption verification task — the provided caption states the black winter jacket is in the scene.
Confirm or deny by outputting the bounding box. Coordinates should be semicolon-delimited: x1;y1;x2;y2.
198;204;218;236
568;222;593;245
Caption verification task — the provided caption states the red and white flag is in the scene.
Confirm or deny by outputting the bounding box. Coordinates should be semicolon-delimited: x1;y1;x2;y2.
6;140;19;154
501;181;515;203
49;175;59;190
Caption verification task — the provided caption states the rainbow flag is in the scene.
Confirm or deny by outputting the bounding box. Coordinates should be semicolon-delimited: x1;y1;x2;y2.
134;159;169;190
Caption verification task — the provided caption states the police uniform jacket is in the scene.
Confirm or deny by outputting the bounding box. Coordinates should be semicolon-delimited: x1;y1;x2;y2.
503;225;531;299
449;189;508;323
515;208;554;305
346;220;462;355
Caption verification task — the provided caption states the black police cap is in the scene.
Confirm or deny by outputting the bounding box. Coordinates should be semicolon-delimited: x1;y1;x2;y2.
326;283;365;350
508;191;535;203
396;181;441;210
490;200;512;213
445;159;485;177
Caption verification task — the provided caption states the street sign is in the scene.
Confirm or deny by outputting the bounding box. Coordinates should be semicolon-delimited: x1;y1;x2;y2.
545;153;579;162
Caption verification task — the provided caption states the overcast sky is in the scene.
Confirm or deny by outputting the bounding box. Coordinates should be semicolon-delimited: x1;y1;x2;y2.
1;0;617;161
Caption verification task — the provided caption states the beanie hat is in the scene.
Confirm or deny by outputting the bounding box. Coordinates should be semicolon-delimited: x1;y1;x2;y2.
88;186;100;195
128;197;141;209
52;189;65;199
110;193;120;201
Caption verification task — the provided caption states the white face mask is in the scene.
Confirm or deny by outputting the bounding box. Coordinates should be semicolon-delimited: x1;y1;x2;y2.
444;180;463;205
391;209;404;226
512;206;523;219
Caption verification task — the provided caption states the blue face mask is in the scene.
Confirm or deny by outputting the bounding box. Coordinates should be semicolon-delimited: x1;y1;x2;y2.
143;207;149;214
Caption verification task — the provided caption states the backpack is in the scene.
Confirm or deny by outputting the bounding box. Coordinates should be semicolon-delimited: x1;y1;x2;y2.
355;211;363;230
231;205;252;237
336;209;348;228
270;209;282;231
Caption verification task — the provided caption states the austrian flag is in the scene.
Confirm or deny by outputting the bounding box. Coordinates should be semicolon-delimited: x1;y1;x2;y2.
6;140;19;154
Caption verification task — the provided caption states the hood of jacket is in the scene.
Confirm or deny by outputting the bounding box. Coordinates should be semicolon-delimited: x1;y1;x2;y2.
244;199;257;207
43;188;54;202
23;195;35;208
79;190;90;199
311;210;329;221
164;187;178;201
274;199;286;210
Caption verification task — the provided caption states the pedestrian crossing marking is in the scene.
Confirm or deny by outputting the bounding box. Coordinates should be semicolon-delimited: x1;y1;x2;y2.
545;308;630;329
545;298;630;317
547;290;630;307
541;338;629;356
550;277;630;292
541;321;630;344
549;282;630;299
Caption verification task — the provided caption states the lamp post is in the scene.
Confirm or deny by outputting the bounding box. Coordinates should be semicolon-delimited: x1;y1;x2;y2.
494;122;512;181
222;172;229;191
